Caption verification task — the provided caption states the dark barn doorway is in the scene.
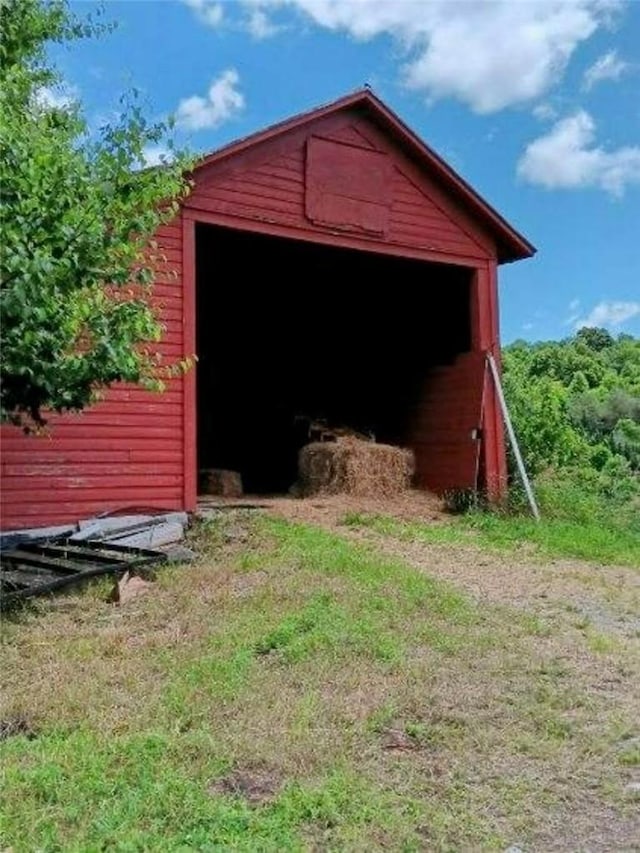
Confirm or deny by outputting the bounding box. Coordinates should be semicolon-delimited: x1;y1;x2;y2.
195;223;473;494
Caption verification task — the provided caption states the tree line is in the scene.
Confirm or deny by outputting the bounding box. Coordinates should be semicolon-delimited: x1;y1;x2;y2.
503;327;640;520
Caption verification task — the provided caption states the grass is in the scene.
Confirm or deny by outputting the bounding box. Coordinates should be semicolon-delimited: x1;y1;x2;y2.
343;508;640;567
1;512;638;851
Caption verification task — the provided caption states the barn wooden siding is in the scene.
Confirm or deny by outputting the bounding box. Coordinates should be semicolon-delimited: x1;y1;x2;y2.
186;113;494;264
0;220;186;529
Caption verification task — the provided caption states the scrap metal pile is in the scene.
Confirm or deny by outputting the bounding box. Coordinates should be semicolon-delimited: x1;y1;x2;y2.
0;510;192;608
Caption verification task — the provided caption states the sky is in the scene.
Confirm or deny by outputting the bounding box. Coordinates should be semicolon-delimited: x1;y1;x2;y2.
54;0;640;343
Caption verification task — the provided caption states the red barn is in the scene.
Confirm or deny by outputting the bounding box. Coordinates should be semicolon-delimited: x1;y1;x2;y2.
0;90;534;530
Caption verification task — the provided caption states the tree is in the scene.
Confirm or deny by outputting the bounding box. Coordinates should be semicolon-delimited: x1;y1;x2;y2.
575;326;614;352
0;0;192;427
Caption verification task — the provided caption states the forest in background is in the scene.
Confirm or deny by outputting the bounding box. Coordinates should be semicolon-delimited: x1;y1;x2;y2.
502;327;640;534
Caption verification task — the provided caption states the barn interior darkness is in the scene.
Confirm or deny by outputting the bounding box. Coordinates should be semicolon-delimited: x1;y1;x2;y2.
196;223;473;493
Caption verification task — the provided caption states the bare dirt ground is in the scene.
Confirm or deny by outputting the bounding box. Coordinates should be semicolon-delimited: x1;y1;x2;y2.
199;492;640;638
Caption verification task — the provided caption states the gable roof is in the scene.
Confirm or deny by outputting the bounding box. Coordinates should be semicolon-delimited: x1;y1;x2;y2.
193;88;536;265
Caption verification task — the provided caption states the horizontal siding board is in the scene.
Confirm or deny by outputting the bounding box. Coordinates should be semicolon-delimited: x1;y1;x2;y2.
1;437;181;453
9;425;183;440
325;125;376;149
253;165;304;185
155;235;181;250
156;248;183;264
2;480;183;501
232;170;303;194
3;492;182;514
48;413;182;427
190;199;302;229
1;451;130;465
155;223;181;239
193;187;302;217
104;388;182;404
3;462;183;478
2;496;182;522
203;180;302;205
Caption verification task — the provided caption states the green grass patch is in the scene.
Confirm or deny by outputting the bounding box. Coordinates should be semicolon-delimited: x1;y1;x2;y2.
343;509;640;567
1;729;439;852
618;743;640;767
1;512;636;852
464;512;640;567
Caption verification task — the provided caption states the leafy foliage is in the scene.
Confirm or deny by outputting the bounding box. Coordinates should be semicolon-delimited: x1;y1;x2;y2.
0;0;192;427
502;328;640;530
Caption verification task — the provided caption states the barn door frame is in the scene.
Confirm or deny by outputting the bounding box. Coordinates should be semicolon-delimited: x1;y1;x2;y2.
471;262;507;501
182;214;197;512
181;215;508;510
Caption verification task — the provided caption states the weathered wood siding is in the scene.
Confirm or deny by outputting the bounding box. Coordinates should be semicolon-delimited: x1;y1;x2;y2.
408;352;486;494
186;110;494;265
0;218;186;529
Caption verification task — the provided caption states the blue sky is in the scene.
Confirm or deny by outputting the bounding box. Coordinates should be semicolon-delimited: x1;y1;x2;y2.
56;0;640;342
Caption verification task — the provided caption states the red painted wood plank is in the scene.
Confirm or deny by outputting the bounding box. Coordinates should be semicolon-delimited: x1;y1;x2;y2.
0;437;181;453
155;223;182;238
324;125;376;149
2;477;183;497
253;164;304;185
390;206;465;227
230;170;304;195
150;289;183;302
129;449;183;462
50;413;183;427
1;451;130;466
390;213;478;243
2;493;182;511
193;185;302;216
4;425;183;440
103;388;182;403
195;176;301;204
2;462;183;478
155;247;183;263
155;235;182;250
2;492;182;515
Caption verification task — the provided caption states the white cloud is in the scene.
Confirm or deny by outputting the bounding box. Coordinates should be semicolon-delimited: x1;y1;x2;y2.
517;110;640;196
574;301;640;329
246;8;281;38
34;84;77;111
532;102;558;122
141;145;172;168
583;49;629;90
565;298;582;326
176;69;244;131
241;0;620;113
182;0;223;27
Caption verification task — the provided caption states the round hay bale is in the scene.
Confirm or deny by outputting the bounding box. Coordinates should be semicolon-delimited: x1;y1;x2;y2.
297;437;414;497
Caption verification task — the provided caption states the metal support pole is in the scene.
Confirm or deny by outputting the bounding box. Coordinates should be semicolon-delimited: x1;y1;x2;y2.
486;352;540;521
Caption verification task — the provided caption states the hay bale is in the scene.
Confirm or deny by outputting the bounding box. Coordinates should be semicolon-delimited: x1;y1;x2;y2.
297;438;414;498
199;468;243;497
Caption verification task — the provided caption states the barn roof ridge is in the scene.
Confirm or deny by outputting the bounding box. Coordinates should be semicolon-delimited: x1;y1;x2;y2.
192;88;536;264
